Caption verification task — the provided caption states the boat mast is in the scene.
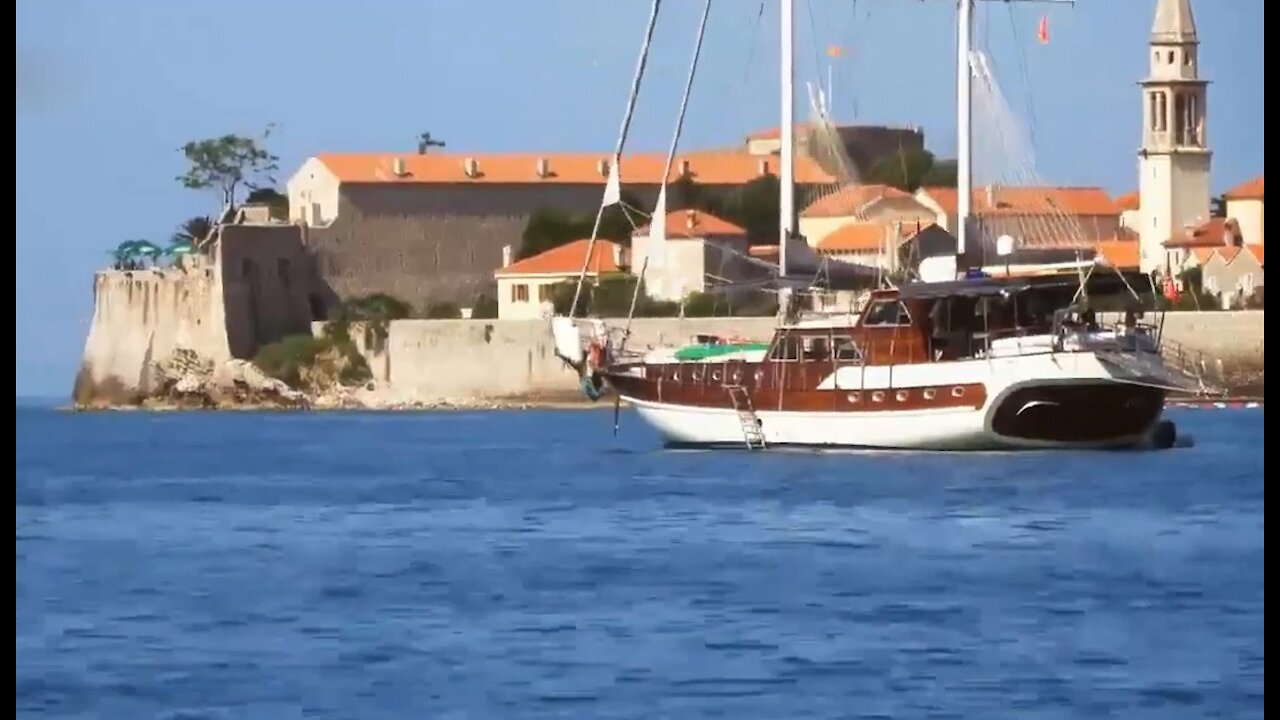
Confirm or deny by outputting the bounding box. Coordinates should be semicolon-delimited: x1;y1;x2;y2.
779;0;795;279
956;0;973;273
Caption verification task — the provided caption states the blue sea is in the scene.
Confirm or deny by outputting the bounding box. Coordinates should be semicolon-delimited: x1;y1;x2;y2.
16;404;1265;719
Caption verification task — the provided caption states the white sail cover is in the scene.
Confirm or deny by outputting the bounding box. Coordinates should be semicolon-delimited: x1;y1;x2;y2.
601;154;623;207
648;185;667;268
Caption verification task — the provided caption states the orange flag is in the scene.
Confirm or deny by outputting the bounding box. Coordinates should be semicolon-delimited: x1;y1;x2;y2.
1037;15;1049;45
827;45;842;58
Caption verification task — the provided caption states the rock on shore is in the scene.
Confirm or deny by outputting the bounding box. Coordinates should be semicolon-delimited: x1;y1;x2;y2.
73;347;600;412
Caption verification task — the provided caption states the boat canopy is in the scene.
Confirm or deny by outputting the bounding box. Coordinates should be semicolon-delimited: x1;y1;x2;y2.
896;270;1150;301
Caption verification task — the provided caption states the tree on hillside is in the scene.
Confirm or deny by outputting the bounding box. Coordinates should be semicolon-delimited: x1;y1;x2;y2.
246;187;289;208
517;193;640;260
863;148;956;192
172;216;213;246
177;124;280;211
719;175;787;243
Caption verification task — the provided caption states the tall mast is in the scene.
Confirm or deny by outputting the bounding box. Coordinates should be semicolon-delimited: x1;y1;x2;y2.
779;0;795;278
956;0;973;269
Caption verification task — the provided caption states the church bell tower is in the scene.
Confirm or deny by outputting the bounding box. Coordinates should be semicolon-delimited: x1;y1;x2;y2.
1137;0;1211;275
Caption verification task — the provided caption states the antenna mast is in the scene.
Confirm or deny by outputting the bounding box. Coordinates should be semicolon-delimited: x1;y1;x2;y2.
779;0;795;278
956;0;974;273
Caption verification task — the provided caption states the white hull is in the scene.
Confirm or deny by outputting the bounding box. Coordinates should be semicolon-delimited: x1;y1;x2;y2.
619;349;1177;451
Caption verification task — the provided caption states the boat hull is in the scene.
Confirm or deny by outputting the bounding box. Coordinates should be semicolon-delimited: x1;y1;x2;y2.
608;352;1170;451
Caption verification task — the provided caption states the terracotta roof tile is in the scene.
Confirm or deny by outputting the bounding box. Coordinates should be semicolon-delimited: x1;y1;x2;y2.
1164;217;1241;248
916;185;1120;216
314;151;836;186
1216;246;1244;263
633;209;746;239
745;123;819;141
1115;191;1140;211
1095;240;1140;270
495;239;624;277
1224;176;1263;201
799;184;916;218
816;222;886;253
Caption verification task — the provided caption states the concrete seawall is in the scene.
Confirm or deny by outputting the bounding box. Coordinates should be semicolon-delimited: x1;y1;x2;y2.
322;311;1266;404
74;267;232;405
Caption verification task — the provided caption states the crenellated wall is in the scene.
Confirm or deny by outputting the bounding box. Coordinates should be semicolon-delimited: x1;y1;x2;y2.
73;262;232;405
72;222;317;406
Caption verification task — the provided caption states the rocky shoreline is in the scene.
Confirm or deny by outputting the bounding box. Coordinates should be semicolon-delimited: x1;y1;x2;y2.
69;347;1262;413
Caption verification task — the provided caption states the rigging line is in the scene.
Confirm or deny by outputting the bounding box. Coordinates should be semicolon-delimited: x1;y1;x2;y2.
1004;3;1039;151
626;0;714;344
803;0;825;102
570;0;663;318
731;2;768;117
656;0;714;204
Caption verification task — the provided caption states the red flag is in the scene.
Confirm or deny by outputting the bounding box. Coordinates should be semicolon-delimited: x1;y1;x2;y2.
1037;15;1049;45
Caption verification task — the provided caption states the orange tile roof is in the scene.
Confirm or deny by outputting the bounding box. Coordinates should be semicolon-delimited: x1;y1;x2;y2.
1209;244;1266;266
1215;246;1244;263
1224;176;1264;201
495;239;624;278
313;151;836;186
800;184;916;218
633;209;746;239
745;123;819;141
916;185;1120;216
1115;191;1140;211
1095;240;1140;269
1164;217;1241;248
816;222;887;253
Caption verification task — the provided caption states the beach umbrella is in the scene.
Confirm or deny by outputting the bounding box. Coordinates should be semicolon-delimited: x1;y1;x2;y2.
131;240;163;259
110;240;139;262
166;241;197;257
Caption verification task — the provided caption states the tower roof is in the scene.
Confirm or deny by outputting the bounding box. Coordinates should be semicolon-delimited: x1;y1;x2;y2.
1152;0;1197;43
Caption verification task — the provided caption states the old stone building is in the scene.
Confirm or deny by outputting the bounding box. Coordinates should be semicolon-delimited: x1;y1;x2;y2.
286;151;838;314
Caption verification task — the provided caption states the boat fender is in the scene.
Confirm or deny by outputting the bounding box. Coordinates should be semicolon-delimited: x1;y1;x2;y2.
1151;419;1177;450
586;339;606;373
580;373;604;402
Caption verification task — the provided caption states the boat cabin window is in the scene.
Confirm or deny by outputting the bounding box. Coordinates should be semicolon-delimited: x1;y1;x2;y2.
768;334;802;361
831;335;863;363
863;300;912;327
802;336;830;361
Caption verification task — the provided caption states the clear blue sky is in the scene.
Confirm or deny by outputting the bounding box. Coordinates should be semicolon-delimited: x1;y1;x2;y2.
15;0;1264;398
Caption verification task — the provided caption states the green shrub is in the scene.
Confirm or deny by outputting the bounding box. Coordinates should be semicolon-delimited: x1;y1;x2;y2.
424;301;462;319
253;333;371;389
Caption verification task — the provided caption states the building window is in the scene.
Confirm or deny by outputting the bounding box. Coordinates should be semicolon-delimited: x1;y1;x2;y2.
511;283;529;303
537;284;553;303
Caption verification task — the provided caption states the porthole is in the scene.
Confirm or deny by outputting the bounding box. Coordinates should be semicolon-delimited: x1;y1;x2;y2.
951;386;965;398
846;392;860;403
711;371;722;382
872;391;885;403
895;390;909;402
923;388;937;400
